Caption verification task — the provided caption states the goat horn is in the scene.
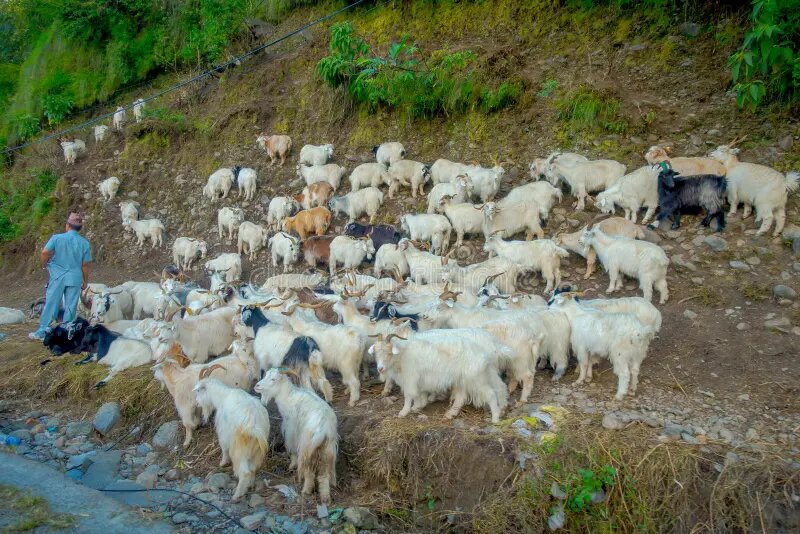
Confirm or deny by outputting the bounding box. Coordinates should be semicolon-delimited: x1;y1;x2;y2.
106;288;124;295
281;303;298;316
258;298;284;309
484;272;504;285
586;213;611;229
385;333;407;343
199;363;226;380
296;301;331;309
164;306;186;322
726;135;747;148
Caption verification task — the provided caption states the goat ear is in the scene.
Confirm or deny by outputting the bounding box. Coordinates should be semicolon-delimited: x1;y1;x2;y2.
367;345;374;355
391;345;400;355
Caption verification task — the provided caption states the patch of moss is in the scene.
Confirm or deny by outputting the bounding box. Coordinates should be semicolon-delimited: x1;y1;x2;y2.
0;485;76;531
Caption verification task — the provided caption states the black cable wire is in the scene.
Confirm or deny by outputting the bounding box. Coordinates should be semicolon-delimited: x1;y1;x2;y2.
99;487;252;532
2;0;370;156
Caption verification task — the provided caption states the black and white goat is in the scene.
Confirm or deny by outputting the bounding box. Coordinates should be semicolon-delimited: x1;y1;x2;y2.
651;165;726;232
76;324;153;388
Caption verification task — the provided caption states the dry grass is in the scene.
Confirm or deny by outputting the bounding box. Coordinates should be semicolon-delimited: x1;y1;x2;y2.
472;423;800;533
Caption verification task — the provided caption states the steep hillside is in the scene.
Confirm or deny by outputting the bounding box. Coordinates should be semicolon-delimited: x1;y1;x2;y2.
1;1;800;532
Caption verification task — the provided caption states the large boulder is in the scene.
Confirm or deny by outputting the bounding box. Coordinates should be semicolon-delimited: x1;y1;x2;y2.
152;421;180;450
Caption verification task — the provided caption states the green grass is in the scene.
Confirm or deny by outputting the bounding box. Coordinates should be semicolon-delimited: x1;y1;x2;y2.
556;86;629;136
0;168;60;243
0;485;76;531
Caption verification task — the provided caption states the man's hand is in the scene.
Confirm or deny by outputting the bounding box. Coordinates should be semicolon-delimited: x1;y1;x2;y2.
40;249;53;269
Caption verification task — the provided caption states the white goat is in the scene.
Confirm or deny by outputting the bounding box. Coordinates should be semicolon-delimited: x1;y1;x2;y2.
328;187;384;223
579;227;669;303
464;164;505;202
373;142;406;166
133;98;145;122
555;217;645;279
153;342;259;446
430;158;471;185
193;378;270;501
217;207;244;241
267;196;300;231
349;162;392;192
548;159;626;210
172;237;208;270
161;306;237;363
297;163;346;191
205;253;242;283
550;293;655;400
329;236;375;276
398;239;451;285
94;125;109;143
581;295;662;333
127;282;162;319
89;287;134;324
98;177;121;202
255;369;338;503
529;152;588;179
269;232;301;272
60;140;85;165
123;218;165;248
439;197;484;248
500;181;562;221
260;273;324;291
234;167;257;201
237;221;269;261
399;214;452;255
113;106;126;129
374;243;409;278
427;175;473;214
299;144;334;166
595;165;660;224
481;201;543;240
119;201;139;222
387;159;430;198
369;331;508;422
203;168;235;201
709;145;799;236
483;236;568;293
286;312;366;406
256;134;292;166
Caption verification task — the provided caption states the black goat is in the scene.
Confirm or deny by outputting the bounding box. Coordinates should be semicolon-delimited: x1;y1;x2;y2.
369;301;419;330
344;222;401;254
651;167;726;232
43;317;90;356
241;305;271;336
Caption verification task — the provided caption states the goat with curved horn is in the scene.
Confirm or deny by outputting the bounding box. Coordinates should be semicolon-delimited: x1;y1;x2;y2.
198;363;226;380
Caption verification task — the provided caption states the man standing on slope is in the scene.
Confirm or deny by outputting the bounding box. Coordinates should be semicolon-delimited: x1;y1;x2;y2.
29;212;92;340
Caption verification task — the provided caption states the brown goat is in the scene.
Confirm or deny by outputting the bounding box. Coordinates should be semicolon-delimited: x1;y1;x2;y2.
283;207;332;241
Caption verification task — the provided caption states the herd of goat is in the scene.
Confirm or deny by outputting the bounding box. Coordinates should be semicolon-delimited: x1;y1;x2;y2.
42;107;799;503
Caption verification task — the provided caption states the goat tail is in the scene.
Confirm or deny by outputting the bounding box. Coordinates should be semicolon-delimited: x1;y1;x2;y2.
555;245;570;258
785;171;799;193
230;425;268;475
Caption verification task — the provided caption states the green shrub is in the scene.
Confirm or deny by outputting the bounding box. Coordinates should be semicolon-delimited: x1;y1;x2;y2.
729;0;800;110
317;22;520;118
557;86;628;134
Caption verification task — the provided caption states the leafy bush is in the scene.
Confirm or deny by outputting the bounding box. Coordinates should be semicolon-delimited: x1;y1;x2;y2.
317;22;521;118
729;0;800;110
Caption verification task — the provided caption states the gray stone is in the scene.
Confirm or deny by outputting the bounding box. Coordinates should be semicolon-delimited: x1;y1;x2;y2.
136;443;152;456
745;428;759;441
718;428;735;443
683;310;698;320
729;261;750;270
207;472;230;493
765;317;791;328
172;512;198;525
778;135;794;151
66;421;93;438
672;255;697;271
240;512;267;530
746;256;761;265
164;468;179;481
679;22;701;37
703;235;728;251
794;238;800;257
190;482;206;494
136;470;158;489
67;450;97;470
93;402;121;436
0;307;26;325
144;451;159;465
773;285;797;299
343;506;378;530
248;493;264;508
783;225;800;240
82;451;122;490
152;421;179;450
10;429;32;441
601;412;627;430
736;322;751;331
